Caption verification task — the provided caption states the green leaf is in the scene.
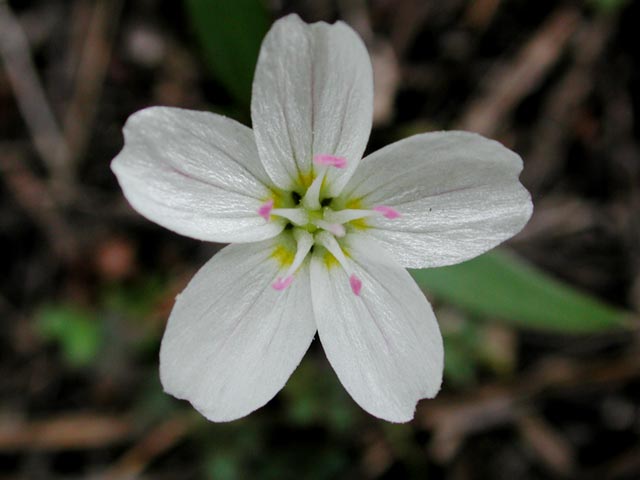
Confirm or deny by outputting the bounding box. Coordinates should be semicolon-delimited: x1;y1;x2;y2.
205;454;241;480
587;0;629;14
410;250;632;333
37;305;103;367
185;0;270;107
443;337;477;386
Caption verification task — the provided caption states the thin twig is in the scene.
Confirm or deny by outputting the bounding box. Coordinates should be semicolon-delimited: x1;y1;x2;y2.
418;351;640;462
0;413;133;450
456;6;582;136
97;414;195;480
0;149;78;263
523;16;613;190
516;412;575;476
63;0;123;173
0;1;70;181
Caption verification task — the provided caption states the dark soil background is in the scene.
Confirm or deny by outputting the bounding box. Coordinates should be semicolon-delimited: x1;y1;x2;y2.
1;0;639;479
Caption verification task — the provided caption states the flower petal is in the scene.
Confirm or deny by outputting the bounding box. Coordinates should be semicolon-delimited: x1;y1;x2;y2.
160;239;316;422
112;107;283;243
251;14;373;195
310;234;443;422
341;131;533;268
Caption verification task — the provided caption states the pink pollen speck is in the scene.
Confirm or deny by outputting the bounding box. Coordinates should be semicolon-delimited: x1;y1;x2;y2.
373;205;401;219
349;274;362;296
272;276;294;291
258;199;274;220
314;154;347;169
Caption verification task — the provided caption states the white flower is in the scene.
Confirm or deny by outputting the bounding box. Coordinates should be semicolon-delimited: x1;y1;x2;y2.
111;14;532;423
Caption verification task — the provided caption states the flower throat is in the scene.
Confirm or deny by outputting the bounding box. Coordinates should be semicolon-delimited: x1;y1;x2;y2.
257;154;400;296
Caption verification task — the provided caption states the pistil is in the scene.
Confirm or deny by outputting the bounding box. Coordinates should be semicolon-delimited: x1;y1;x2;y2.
271;229;314;290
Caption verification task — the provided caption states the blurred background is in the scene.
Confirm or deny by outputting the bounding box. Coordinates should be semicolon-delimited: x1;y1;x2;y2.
1;0;639;478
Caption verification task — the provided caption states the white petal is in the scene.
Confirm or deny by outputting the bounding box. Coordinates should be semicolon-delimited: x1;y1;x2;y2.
251;14;373;195
160;239;316;422
310;234;443;422
112;107;283;243
341;131;533;268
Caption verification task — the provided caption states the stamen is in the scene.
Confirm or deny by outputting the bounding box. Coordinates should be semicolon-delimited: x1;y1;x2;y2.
258;199;274;220
271;230;314;291
349;274;362;296
271;208;308;226
324;209;374;224
373;205;401;219
313;219;345;237
302;170;325;210
314;154;347;169
303;154;347;209
316;232;363;296
316;232;349;269
325;207;401;225
272;276;293;290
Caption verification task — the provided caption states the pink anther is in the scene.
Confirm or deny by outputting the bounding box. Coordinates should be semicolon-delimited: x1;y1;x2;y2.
272;276;294;291
349;274;362;296
327;223;346;237
313;154;347;169
258;199;274;220
373;205;401;219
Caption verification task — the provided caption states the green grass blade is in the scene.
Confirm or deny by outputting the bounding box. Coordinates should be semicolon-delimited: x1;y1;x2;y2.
185;0;270;107
410;250;633;333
